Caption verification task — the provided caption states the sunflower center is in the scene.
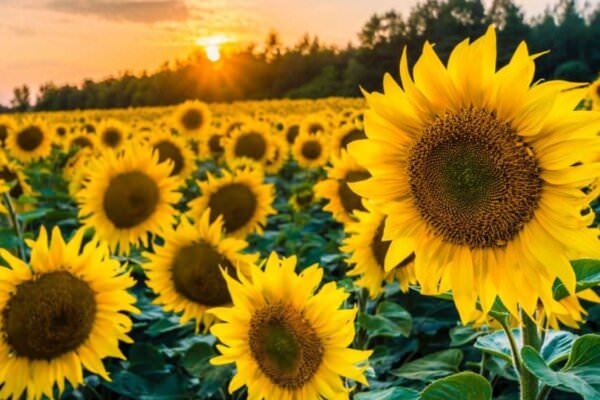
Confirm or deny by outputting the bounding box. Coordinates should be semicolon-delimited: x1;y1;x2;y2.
171;241;236;306
103;171;160;228
17;126;43;151
340;129;367;151
249;302;323;389
154;140;184;176
0;124;8;145
308;123;323;135
301;140;322;160
72;136;93;150
209;134;224;154
83;124;95;134
102;128;122;147
0;167;23;198
286;125;299;144
182;109;203;131
408;108;542;248
2;271;96;360
208;183;257;234
56;126;67;137
596;85;600;97
296;190;314;206
338;170;370;216
234;132;267;161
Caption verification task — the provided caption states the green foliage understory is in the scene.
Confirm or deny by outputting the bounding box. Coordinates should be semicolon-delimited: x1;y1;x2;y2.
1;150;599;400
5;0;599;112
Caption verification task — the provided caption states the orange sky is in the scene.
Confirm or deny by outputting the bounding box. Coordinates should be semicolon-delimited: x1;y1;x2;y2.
0;0;551;105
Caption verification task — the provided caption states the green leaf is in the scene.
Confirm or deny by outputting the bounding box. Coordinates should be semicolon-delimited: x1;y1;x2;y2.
521;334;600;400
392;349;463;382
419;372;492;400
358;301;412;338
449;325;486;347
354;387;419;400
554;259;600;300
475;329;576;366
128;343;165;374
182;342;216;376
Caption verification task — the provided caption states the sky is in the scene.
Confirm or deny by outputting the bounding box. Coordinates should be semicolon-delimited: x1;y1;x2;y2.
0;0;553;105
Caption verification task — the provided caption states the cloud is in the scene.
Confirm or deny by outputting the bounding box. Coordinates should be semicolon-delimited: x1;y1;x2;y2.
46;0;190;23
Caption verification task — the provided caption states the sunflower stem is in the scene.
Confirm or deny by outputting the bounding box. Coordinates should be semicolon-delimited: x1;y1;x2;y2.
2;193;27;262
498;316;522;375
520;309;541;400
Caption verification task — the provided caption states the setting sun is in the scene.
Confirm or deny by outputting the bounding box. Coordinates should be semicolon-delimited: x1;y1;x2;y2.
205;44;221;62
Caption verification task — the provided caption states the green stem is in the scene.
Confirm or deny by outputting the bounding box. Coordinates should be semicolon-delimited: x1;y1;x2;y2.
2;193;26;261
498;317;522;375
520;310;541;400
536;385;551;400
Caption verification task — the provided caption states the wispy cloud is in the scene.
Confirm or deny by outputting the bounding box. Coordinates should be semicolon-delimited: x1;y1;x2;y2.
46;0;190;23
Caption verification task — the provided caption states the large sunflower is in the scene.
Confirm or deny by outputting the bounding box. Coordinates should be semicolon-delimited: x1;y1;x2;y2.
349;26;600;323
342;201;416;298
210;252;372;399
292;132;330;169
6;119;53;162
77;144;182;254
174;100;212;138
149;132;196;180
314;151;370;224
224;123;274;167
188;169;275;238
0;226;137;400
144;210;257;331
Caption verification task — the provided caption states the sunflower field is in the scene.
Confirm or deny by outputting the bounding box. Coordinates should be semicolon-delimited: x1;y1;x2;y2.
0;27;599;400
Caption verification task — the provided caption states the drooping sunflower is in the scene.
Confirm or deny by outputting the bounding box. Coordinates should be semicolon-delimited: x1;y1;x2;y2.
69;132;98;153
314;151;370;224
203;131;226;160
77;144;182;254
210;252;372;399
6;119;53;162
97;120;128;151
63;148;95;198
342;201;416;298
285;122;300;146
0;151;35;211
331;123;367;157
174;100;212;138
292;131;330;168
299;113;329;136
0;226;138;400
149;132;196;180
188;169;275;238
144;210;257;331
349;26;600;323
264;134;288;175
224;123;274;167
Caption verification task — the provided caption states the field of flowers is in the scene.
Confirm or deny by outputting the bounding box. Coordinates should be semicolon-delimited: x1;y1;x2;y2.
0;27;599;400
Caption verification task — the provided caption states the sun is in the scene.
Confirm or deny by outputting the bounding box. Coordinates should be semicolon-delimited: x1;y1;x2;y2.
205;44;221;62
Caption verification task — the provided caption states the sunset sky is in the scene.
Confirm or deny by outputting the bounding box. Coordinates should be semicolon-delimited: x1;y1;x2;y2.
0;0;553;105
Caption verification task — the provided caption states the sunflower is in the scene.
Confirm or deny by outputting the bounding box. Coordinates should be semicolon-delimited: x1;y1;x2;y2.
285;122;300;145
149;132;195;180
144;210;257;331
292;132;330;168
69;132;98;152
315;151;370;224
224;123;274;167
342;202;416;298
204;131;226;160
349;26;600;323
188;169;275;238
289;185;315;212
264;134;288;175
0;152;35;211
299;113;329;136
97;120;128;151
77;144;182;254
331;123;367;157
174;100;212;138
0;116;15;148
6;119;53;162
63;148;94;198
0;226;138;400
210;252;372;399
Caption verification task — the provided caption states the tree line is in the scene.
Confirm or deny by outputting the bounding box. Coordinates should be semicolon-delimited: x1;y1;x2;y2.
7;0;600;112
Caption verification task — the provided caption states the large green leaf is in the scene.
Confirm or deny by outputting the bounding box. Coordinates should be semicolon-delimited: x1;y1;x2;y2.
521;334;600;400
392;349;463;382
419;372;492;400
354;387;419;400
358;301;412;338
554;259;600;300
475;329;576;366
449;325;487;347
